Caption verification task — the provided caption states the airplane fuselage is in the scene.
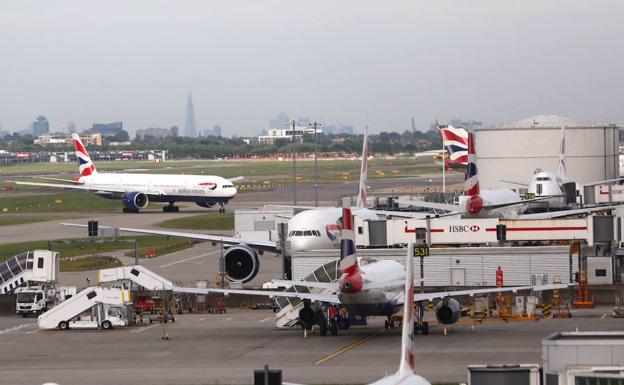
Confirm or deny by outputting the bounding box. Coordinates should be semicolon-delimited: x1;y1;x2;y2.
338;259;406;317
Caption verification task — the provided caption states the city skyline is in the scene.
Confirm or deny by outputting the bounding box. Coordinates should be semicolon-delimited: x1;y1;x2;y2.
1;1;623;137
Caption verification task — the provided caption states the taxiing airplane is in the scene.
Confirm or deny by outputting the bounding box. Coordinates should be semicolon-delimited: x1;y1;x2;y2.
167;208;570;336
12;133;238;213
63;127;440;284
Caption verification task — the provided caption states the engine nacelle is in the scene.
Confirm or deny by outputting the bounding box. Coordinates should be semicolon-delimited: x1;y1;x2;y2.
435;298;462;325
122;192;149;210
196;202;215;208
223;244;259;283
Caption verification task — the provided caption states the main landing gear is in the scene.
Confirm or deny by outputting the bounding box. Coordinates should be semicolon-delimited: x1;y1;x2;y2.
163;203;180;213
414;302;429;335
218;202;226;214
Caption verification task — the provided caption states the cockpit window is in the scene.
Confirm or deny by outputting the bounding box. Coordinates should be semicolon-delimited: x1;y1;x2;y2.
290;230;321;237
222;184;234;188
304;230;312;236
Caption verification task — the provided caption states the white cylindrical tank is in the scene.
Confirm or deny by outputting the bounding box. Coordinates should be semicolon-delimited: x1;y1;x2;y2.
476;115;619;189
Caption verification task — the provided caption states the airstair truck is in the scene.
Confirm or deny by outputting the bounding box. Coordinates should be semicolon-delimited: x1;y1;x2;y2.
38;287;131;330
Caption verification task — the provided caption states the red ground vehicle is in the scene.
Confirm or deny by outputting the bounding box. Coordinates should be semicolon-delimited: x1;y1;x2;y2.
133;296;155;313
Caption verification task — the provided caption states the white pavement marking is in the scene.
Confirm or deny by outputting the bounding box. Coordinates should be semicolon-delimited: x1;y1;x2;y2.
25;329;38;335
225;317;232;322
259;317;272;323
601;313;607;319
197;317;206;322
131;324;160;333
0;323;34;335
159;250;220;268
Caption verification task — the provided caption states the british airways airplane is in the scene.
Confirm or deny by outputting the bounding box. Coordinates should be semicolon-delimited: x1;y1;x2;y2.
13;133;238;213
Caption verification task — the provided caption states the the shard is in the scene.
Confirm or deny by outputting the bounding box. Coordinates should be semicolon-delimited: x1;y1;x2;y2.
184;93;197;137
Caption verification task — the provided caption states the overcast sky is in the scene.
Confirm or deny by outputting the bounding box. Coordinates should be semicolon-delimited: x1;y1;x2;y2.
1;1;623;136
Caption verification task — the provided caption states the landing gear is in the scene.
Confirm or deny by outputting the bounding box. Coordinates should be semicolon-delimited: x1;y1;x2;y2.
218;202;226;214
384;317;396;330
163;203;179;213
413;302;429;335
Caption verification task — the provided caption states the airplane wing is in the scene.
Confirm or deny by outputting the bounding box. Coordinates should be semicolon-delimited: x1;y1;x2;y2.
61;222;279;253
583;177;624;187
36;177;81;183
500;179;530;187
11;181;127;194
412;283;571;303
370;209;461;218
515;206;616;220
172;286;340;303
394;199;462;213
229;176;245;182
482;196;552;210
271;280;339;291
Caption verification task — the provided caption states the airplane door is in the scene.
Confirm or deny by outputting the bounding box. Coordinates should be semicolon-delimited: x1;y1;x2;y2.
451;268;465;286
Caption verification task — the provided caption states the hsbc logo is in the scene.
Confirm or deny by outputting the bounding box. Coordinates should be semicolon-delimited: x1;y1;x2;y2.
449;225;481;233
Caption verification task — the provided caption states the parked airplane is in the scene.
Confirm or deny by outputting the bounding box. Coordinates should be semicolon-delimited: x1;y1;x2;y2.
501;126;623;209
168;208;570;336
398;127;614;219
12;133;238;213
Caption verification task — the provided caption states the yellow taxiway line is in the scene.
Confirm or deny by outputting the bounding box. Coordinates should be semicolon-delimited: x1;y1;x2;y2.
314;329;386;365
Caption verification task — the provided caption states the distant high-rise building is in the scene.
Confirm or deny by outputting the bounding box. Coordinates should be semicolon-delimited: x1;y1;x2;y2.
66;120;77;133
411;117;417;132
184;93;197;137
212;124;222;137
269;111;289;129
170;125;179;137
32;115;49;136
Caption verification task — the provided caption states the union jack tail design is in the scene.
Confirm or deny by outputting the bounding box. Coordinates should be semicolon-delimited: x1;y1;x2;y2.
356;126;369;208
339;207;358;274
557;126;567;180
463;128;479;196
438;125;468;169
72;133;96;177
398;244;416;376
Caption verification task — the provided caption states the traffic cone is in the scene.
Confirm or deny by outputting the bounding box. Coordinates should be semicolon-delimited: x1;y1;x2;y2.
443;327;448;336
575;325;579;332
304;328;309;339
471;324;475;332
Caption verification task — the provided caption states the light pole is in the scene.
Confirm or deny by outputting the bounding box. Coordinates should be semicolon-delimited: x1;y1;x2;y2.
309;121;322;207
290;120;297;205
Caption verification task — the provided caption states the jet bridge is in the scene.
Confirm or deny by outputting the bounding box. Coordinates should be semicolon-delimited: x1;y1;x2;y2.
98;265;173;291
38;286;131;330
1;251;59;294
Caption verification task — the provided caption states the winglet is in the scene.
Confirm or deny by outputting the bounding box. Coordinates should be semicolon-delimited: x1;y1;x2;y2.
398;244;416;376
72;133;97;176
356;126;369;208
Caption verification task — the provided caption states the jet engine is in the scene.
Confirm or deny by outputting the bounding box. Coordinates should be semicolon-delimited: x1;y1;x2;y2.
223;244;259;283
122;192;149;211
196;202;215;208
435;297;462;325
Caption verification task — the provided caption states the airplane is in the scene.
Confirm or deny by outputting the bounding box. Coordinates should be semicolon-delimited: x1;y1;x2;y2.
11;133;238;213
397;127;616;220
62;126;445;284
501;126;623;210
286;240;432;385
164;207;571;336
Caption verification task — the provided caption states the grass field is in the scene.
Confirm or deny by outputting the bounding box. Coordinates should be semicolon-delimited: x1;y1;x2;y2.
0;192;137;213
0;235;201;263
60;255;123;272
158;212;234;230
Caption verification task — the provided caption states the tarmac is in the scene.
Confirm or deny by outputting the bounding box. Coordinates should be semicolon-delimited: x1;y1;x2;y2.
0;307;621;385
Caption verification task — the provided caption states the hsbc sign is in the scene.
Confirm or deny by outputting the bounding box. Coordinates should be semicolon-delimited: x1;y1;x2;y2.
448;225;481;233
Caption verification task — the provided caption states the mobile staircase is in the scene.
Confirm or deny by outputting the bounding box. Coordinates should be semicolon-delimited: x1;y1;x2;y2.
98;265;173;291
38;286;131;330
273;260;340;328
1;251;59;294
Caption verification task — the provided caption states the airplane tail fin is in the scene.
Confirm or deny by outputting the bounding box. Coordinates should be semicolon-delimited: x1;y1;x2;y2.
557;126;567;180
438;125;468;168
339;207;358;274
72;133;96;177
355;126;369;208
463;127;479;196
398;244;416;376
